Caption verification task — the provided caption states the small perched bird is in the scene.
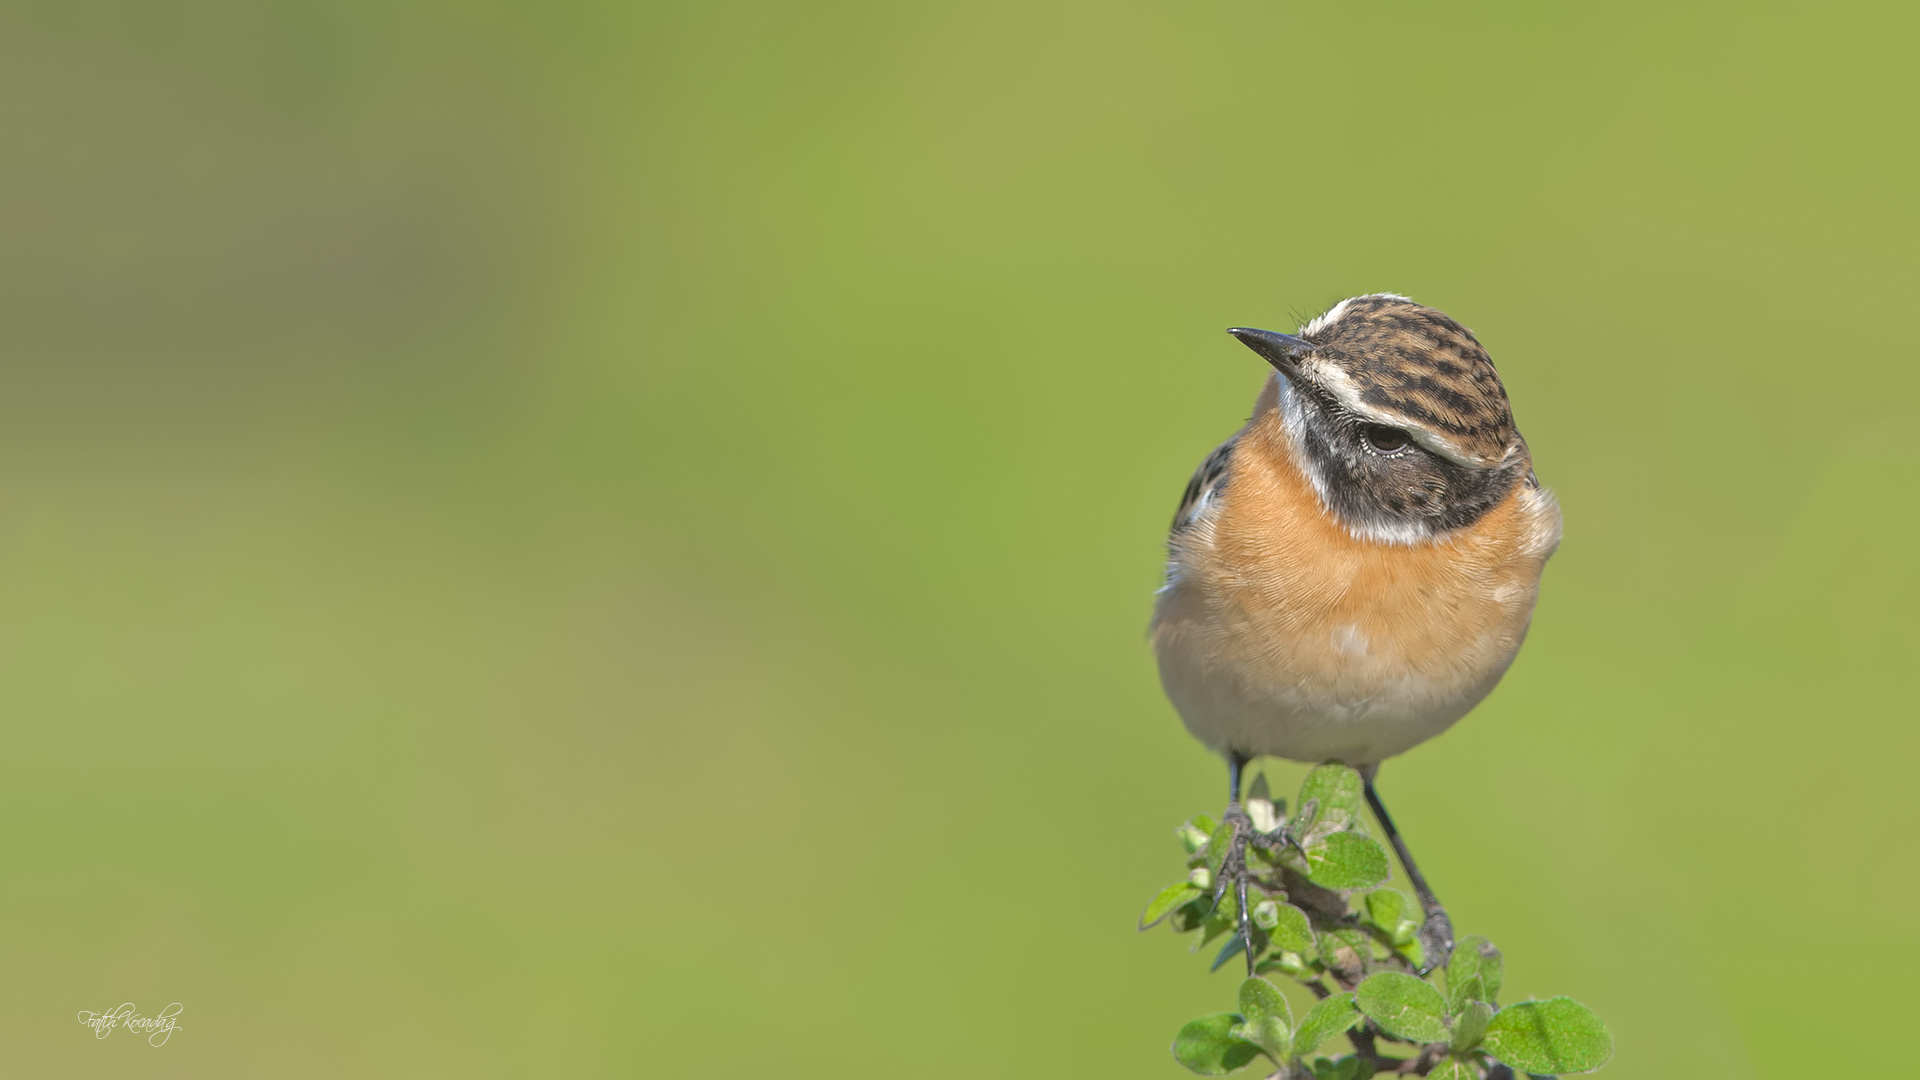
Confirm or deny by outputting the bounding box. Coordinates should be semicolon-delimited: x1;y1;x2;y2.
1151;294;1561;968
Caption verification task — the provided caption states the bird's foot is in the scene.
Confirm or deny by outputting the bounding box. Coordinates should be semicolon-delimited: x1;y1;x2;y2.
1212;805;1259;974
1212;804;1304;975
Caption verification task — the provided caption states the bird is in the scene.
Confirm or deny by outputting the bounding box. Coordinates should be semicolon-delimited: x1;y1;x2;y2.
1150;293;1561;971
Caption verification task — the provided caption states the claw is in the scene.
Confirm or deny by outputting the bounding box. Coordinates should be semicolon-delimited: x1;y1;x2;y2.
1254;826;1305;858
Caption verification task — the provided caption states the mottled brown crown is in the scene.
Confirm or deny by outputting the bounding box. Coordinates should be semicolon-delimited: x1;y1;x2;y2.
1298;295;1518;468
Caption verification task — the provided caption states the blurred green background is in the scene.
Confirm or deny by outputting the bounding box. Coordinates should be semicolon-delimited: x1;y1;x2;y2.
5;1;1916;1075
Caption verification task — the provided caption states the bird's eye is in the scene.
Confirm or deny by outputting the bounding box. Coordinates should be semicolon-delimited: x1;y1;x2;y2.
1360;424;1412;454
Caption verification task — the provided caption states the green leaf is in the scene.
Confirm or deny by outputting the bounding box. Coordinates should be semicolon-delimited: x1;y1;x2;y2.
1267;901;1316;955
1141;883;1205;929
1482;998;1614;1075
1238;976;1293;1027
1317;928;1370;979
1304;831;1390;889
1426;1056;1477;1080
1254;949;1312;979
1355;971;1450;1044
1169;894;1215;933
1172;1013;1263;1076
1447;974;1487;1017
1363;888;1410;928
1229;1016;1290;1057
1449;1001;1493;1053
1204;822;1236;879
1294;764;1366;830
1449;936;1503;1002
1177;823;1212;855
1250;899;1279;930
1199;887;1238;943
1309;1055;1374;1080
1362;888;1418;945
1292;991;1360;1058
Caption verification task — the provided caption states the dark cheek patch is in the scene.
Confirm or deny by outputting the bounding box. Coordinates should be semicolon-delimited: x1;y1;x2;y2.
1300;407;1515;536
1402;477;1448;514
1418;459;1513;531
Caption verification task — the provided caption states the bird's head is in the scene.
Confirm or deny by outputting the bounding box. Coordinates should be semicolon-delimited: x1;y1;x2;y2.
1230;294;1535;544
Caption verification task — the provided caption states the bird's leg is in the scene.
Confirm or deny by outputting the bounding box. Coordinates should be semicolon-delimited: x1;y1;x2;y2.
1361;767;1454;972
1216;752;1304;975
1216;751;1258;975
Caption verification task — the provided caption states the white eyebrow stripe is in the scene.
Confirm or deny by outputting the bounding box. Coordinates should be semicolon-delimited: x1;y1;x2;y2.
1296;356;1495;469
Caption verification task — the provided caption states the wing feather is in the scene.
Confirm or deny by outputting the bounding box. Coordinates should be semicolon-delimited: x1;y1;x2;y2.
1171;436;1237;533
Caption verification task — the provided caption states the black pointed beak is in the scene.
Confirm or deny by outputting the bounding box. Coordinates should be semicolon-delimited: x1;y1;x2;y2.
1227;327;1311;374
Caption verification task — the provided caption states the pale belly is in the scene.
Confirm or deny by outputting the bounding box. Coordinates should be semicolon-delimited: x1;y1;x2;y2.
1153;585;1529;765
1151;442;1558;766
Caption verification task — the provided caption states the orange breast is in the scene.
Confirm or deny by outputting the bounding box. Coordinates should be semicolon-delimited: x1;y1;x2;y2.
1151;401;1560;763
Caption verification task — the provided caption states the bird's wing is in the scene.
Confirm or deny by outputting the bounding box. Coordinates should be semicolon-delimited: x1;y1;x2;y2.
1171;435;1237;533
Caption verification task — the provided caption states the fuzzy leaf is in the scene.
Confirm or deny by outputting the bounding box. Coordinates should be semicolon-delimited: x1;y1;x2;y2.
1177;823;1212;855
1255;949;1312;980
1267;901;1316;955
1172;1013;1263;1076
1317;928;1370;979
1204;822;1236;879
1229;1016;1290;1057
1292;992;1361;1058
1363;888;1411;929
1319;929;1367;977
1304;832;1390;889
1449;936;1503;1002
1251;899;1279;930
1200;886;1239;943
1447;974;1487;1017
1362;888;1418;945
1426;1056;1476;1080
1450;1001;1493;1053
1309;1055;1373;1080
1169;894;1215;933
1238;976;1293;1027
1142;883;1205;929
1482;998;1613;1075
1355;971;1450;1044
1295;764;1366;830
